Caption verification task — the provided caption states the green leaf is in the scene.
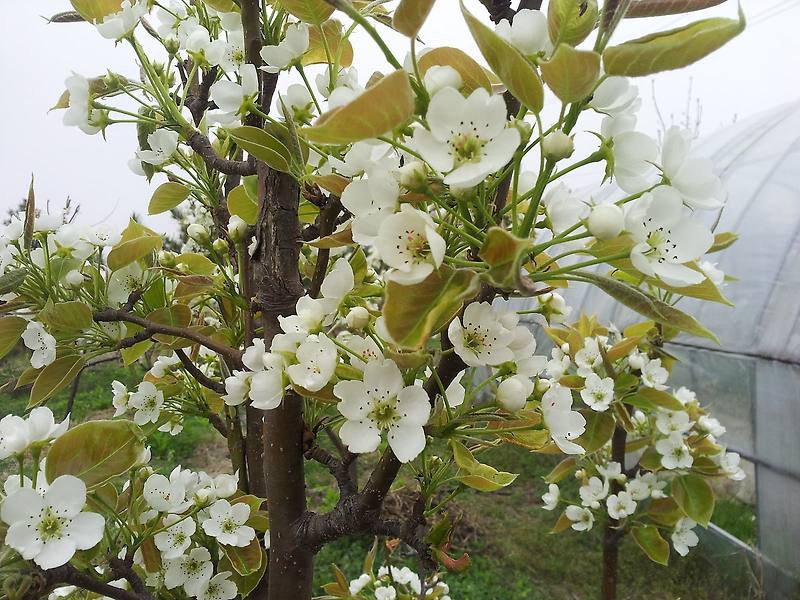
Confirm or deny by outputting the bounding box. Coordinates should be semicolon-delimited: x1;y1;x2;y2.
393;0;435;37
708;231;738;253
625;0;726;19
39;301;94;332
632;526;670;566
574;409;615;453
148;182;190;215
603;5;745;76
222;537;264;576
302;70;415;144
228;126;292;173
198;0;238;12
0;269;28;295
277;0;334;25
176;253;217;276
70;0;123;21
461;1;544;112
478;227;534;292
46;420;146;488
579;272;719;342
671;473;714;527
383;266;480;350
305;20;354;67
220;548;267;597
451;440;518;492
29;355;86;408
107;219;163;272
146;304;192;345
626;388;685;411
547;0;599;46
228;185;259;225
544;457;577;484
540;44;601;103
417;46;493;94
0;316;27;360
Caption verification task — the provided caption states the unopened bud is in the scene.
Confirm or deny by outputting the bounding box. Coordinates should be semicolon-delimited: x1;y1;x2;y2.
227;215;249;243
423;65;463;95
158;250;177;267
345;306;370;330
587;204;624;240
399;161;428;192
187;224;210;245
65;269;85;289
497;376;533;412
542;131;575;161
212;238;229;254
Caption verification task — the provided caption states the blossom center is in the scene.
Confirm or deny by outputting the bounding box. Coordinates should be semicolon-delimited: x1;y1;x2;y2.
37;508;67;541
450;133;484;164
369;399;399;429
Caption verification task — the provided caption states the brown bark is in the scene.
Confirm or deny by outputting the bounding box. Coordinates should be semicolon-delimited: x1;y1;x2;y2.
601;424;628;600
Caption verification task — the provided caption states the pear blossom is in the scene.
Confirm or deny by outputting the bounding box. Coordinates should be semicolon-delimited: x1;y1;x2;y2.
448;302;515;367
698;415;726;438
660;126;723;210
63;73;101;135
0;415;29;460
285;334;337;392
136;129;180;166
1;475;104;569
640;358;669;390
150;352;182;378
602;114;659;193
249;353;285;410
565;505;594;531
574;337;603;377
655;410;692;435
222;370;252;406
25;407;69;446
374;204;446;285
444;370;467;408
423;65;463;95
155;514;196;559
333;360;431;463
201;499;255;547
509;326;547;378
95;0;147;39
542;484;560;511
580;373;615;411
655;432;693;470
625;473;654;501
349;574;371;595
345;306;370;330
214;30;247;73
671;517;699;556
143;473;189;514
197;571;238;600
606;491;637;519
588;77;640;116
627;348;648;371
210;64;259;117
278;84;315;122
375;586;397;600
545;346;572;380
111;380;129;416
412;87;520;188
279;259;354;332
674;386;697;406
340;170;399;245
541;384;586;454
494;9;551;56
719;451;746;481
588;203;624;240
128;381;165;425
597;462;626;483
626;185;714;286
260;23;309;73
537;292;572;323
497;375;534;412
22;321;56;369
699;261;725;286
315;66;361;100
579;477;608;509
164;547;213;596
107;261;145;305
345;334;384;372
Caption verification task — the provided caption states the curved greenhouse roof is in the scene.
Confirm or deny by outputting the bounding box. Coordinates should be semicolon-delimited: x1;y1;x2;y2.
565;99;800;363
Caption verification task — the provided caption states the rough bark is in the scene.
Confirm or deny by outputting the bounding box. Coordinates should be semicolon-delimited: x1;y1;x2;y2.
601;423;628;600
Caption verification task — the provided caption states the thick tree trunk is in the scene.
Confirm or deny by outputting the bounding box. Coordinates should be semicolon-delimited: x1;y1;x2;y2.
252;168;314;599
601;423;628;600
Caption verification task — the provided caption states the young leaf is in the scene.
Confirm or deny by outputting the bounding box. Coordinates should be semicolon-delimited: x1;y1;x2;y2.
479;227;534;292
451;440;518;492
0;316;28;361
29;355;86;408
302;70;415;144
222;538;264;576
304;20;354;67
70;0;123;22
671;473;715;527
0;269;28;297
148;182;190;215
544;457;577;484
540;44;601;103
277;0;334;25
574;409;615;453
461;1;544;112
625;0;726;18
631;526;670;566
39;301;94;332
393;0;436;38
603;5;745;76
227;127;292;173
383;266;480;350
227;185;259;225
107;219;163;271
45;419;146;488
417;47;493;94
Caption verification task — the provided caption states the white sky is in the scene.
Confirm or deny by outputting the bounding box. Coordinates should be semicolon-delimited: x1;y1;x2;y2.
1;0;798;232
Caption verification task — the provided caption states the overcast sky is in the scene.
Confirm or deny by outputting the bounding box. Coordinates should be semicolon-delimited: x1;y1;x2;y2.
1;0;798;232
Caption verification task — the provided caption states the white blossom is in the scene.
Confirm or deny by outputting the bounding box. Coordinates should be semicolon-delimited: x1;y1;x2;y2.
201;499;255;547
143;473;189;514
22;321;56;369
340;170;399;245
62;74;101;134
164;547;213;596
197;571;238;600
128;381;164;425
565;505;594;531
719;451;746;481
150;352;181;378
423;65;463;95
412;87;520;188
671;517;699;556
542;483;560;511
448;302;515;367
374;204;446;285
260;23;309;73
95;0;147;39
602;114;658;193
285;334;337;392
580;373;615;411
1;475;104;569
655;410;692;435
660;126;723;210
0;415;28;460
640;358;669;390
136;129;179;166
588;77;640;116
497;375;534;412
541;384;586;454
587;203;624;240
606;491;636;519
154;514;196;559
494;9;551;56
579;477;608;509
210;64;259;118
334;360;430;463
655;432;693;470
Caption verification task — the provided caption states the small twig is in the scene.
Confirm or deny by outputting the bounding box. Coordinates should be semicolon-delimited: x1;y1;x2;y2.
174;349;226;394
186;132;257;176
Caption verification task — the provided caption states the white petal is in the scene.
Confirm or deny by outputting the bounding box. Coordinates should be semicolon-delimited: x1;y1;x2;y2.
387;424;426;463
339;420;381;454
396;386;431;426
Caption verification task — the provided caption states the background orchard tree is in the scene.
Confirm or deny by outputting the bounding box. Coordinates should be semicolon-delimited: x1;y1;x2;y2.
0;0;747;599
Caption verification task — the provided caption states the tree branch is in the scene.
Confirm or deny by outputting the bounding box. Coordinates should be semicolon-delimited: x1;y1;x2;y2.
29;564;144;600
174;349;226;394
185;131;257;176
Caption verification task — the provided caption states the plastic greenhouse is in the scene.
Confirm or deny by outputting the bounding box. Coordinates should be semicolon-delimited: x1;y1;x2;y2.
517;100;800;598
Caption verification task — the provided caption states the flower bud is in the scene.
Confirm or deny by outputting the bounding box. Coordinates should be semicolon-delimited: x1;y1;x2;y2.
158;250;177;267
398;161;428;192
187;224;210;245
65;269;85;289
548;0;599;47
214;473;238;498
587;204;624;240
423;65;463;95
542;131;575;161
228;215;249;243
345;306;370;330
535;377;551;394
497;376;533;412
212;238;229;254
